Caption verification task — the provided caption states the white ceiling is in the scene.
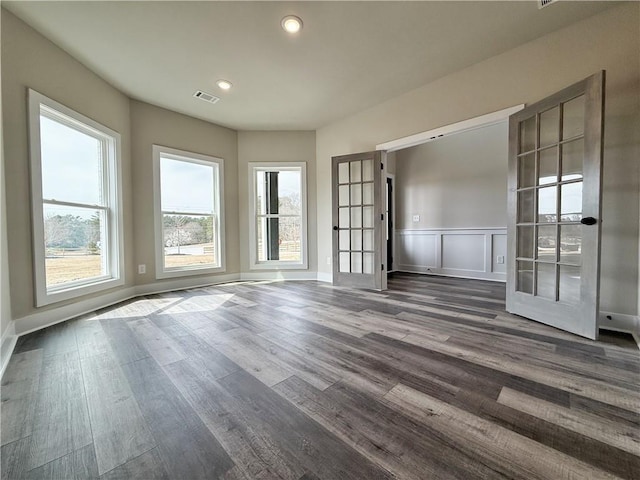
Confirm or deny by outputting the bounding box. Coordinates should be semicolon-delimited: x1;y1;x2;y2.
3;1;619;131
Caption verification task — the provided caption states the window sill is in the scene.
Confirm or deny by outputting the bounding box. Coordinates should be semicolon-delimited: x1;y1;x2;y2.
156;265;226;280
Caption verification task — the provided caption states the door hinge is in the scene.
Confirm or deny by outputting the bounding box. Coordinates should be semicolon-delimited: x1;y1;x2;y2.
381;213;384;221
381;163;384;170
381;264;384;271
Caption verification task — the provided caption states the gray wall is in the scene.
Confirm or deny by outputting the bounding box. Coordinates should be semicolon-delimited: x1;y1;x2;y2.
316;4;640;316
130;100;239;284
0;7;11;341
2;9;134;322
237;131;317;273
395;122;508;230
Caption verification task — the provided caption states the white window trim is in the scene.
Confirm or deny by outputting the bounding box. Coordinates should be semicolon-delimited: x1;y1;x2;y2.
248;162;308;270
28;89;125;307
153;145;226;279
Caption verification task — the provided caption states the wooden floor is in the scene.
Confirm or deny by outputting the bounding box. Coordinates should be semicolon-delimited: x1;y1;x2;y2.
2;273;639;479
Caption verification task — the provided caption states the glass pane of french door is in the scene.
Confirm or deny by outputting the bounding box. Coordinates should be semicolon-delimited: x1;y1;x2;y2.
515;96;585;301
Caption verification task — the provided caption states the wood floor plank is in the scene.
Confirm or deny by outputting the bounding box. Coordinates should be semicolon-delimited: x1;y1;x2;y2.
151;316;240;380
195;327;293;387
397;328;640;411
274;376;498;480
498;387;640;456
164;358;304;480
27;351;93;470
384;383;622;480
99;318;150;365
1;349;43;446
1;437;31;480
75;317;114;360
126;318;186;366
213;328;338;390
100;448;170;480
80;353;155;475
218;369;393;480
120;357;234;479
25;444;99;480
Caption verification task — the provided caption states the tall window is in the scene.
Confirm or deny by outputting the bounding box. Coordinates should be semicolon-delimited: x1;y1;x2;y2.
153;146;225;278
249;163;307;269
28;90;124;306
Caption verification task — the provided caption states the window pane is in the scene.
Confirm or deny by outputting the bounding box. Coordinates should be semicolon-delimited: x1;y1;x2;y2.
363;252;374;274
560;224;581;265
339;252;350;272
517;225;534;259
351;230;362;251
517;260;533;294
40;115;103;205
350;161;361;183
338;185;349;206
161;157;214;214
518;154;535;189
363;229;374;251
164;214;216;268
560;182;582;222
338;163;349;184
559;265;581;304
256;216;301;262
561;139;584;181
362;160;374;182
562;95;585;139
517;190;535;224
350;184;362;206
362;183;374;204
536;263;556;300
537;186;557;223
43;204;105;288
539;106;559;148
538;147;557;186
537;224;557;262
339;230;350;250
277;171;302;215
519;116;536;153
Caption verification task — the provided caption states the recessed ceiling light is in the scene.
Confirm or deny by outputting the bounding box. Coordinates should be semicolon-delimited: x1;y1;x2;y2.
281;15;303;34
216;80;232;90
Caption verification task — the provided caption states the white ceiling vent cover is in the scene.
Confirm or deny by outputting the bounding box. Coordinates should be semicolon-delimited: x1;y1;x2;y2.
538;0;558;9
193;90;220;104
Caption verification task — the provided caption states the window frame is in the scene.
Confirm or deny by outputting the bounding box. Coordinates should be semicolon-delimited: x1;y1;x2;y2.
28;89;125;307
153;145;226;279
248;162;308;270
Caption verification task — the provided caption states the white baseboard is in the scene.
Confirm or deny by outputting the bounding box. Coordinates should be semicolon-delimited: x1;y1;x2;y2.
14;287;138;336
135;273;241;296
599;311;640;348
1;320;17;379
316;272;333;283
240;271;318;281
396;268;506;283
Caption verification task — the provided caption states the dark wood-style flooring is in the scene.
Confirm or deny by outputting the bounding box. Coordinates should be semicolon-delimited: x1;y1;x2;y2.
2;273;639;479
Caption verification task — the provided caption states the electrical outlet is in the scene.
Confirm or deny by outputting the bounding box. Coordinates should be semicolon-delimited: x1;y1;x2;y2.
326;256;331;265
412;214;420;223
138;264;146;274
496;255;505;264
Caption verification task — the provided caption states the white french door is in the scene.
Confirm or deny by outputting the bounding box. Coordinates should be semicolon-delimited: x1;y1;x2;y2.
507;71;605;340
332;151;387;290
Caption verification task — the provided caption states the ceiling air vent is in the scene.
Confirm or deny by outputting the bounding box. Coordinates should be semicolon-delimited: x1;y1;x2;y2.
193;90;220;104
538;0;558;9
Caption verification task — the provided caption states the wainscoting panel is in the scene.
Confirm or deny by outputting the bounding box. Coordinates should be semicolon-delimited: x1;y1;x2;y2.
396;228;506;282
